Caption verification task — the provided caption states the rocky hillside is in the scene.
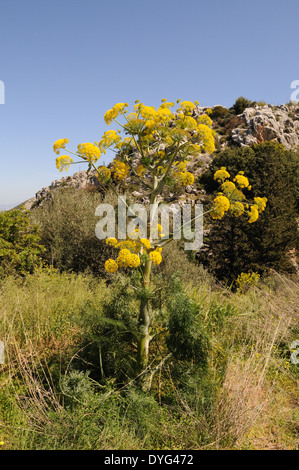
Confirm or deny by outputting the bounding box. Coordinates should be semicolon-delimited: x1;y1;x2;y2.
21;101;299;210
227;103;299;149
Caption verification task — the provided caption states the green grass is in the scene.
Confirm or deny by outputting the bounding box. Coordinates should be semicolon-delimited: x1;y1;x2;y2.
0;264;298;450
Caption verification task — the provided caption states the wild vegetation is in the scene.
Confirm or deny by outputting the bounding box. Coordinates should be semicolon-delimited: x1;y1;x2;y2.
0;98;298;450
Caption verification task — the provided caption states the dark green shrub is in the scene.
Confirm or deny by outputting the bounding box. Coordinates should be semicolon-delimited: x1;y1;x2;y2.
0;208;44;278
210;105;230;120
232;96;253;115
166;289;209;366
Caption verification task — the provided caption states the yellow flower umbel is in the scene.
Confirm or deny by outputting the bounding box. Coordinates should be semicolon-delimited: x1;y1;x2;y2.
176;171;194;187
214;167;230;182
140;238;151;250
230;201;245;217
105;259;119;273
211;195;230;219
221;180;236;195
177;100;196;115
97;166;111;183
248;204;259;223
77;143;101;163
127;253;141;268
197;114;213;127
139;104;157;120
117;249;133;268
233;171;250;188
98;130;122;151
106;237;118;247
254;197;267;213
112;161;129;180
53;138;69;155
56;155;73;172
149;250;162;266
104;103;129;125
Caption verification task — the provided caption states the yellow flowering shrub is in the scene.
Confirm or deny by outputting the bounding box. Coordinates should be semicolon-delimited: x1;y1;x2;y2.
236;271;260;293
53;99;219;194
53;98;267;372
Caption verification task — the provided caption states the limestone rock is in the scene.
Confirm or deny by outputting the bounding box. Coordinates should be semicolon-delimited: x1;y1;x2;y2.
230;103;299;149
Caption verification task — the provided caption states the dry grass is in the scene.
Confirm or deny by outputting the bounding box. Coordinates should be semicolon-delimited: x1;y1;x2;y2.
207;273;299;449
0;270;298;449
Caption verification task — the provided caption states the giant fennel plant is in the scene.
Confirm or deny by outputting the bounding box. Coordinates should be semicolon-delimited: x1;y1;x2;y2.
53;99;267;384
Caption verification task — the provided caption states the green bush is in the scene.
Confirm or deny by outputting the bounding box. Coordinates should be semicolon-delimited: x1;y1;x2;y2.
232;96;253;115
166;284;209;365
30;187;116;276
0;208;44;278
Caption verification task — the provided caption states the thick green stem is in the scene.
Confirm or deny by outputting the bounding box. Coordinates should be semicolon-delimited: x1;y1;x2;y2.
137;259;152;371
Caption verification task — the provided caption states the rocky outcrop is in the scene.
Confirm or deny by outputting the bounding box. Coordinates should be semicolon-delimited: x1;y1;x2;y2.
230;103;299;149
21;170;100;210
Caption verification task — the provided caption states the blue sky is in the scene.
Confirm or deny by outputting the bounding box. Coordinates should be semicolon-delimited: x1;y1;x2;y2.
0;0;298;209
